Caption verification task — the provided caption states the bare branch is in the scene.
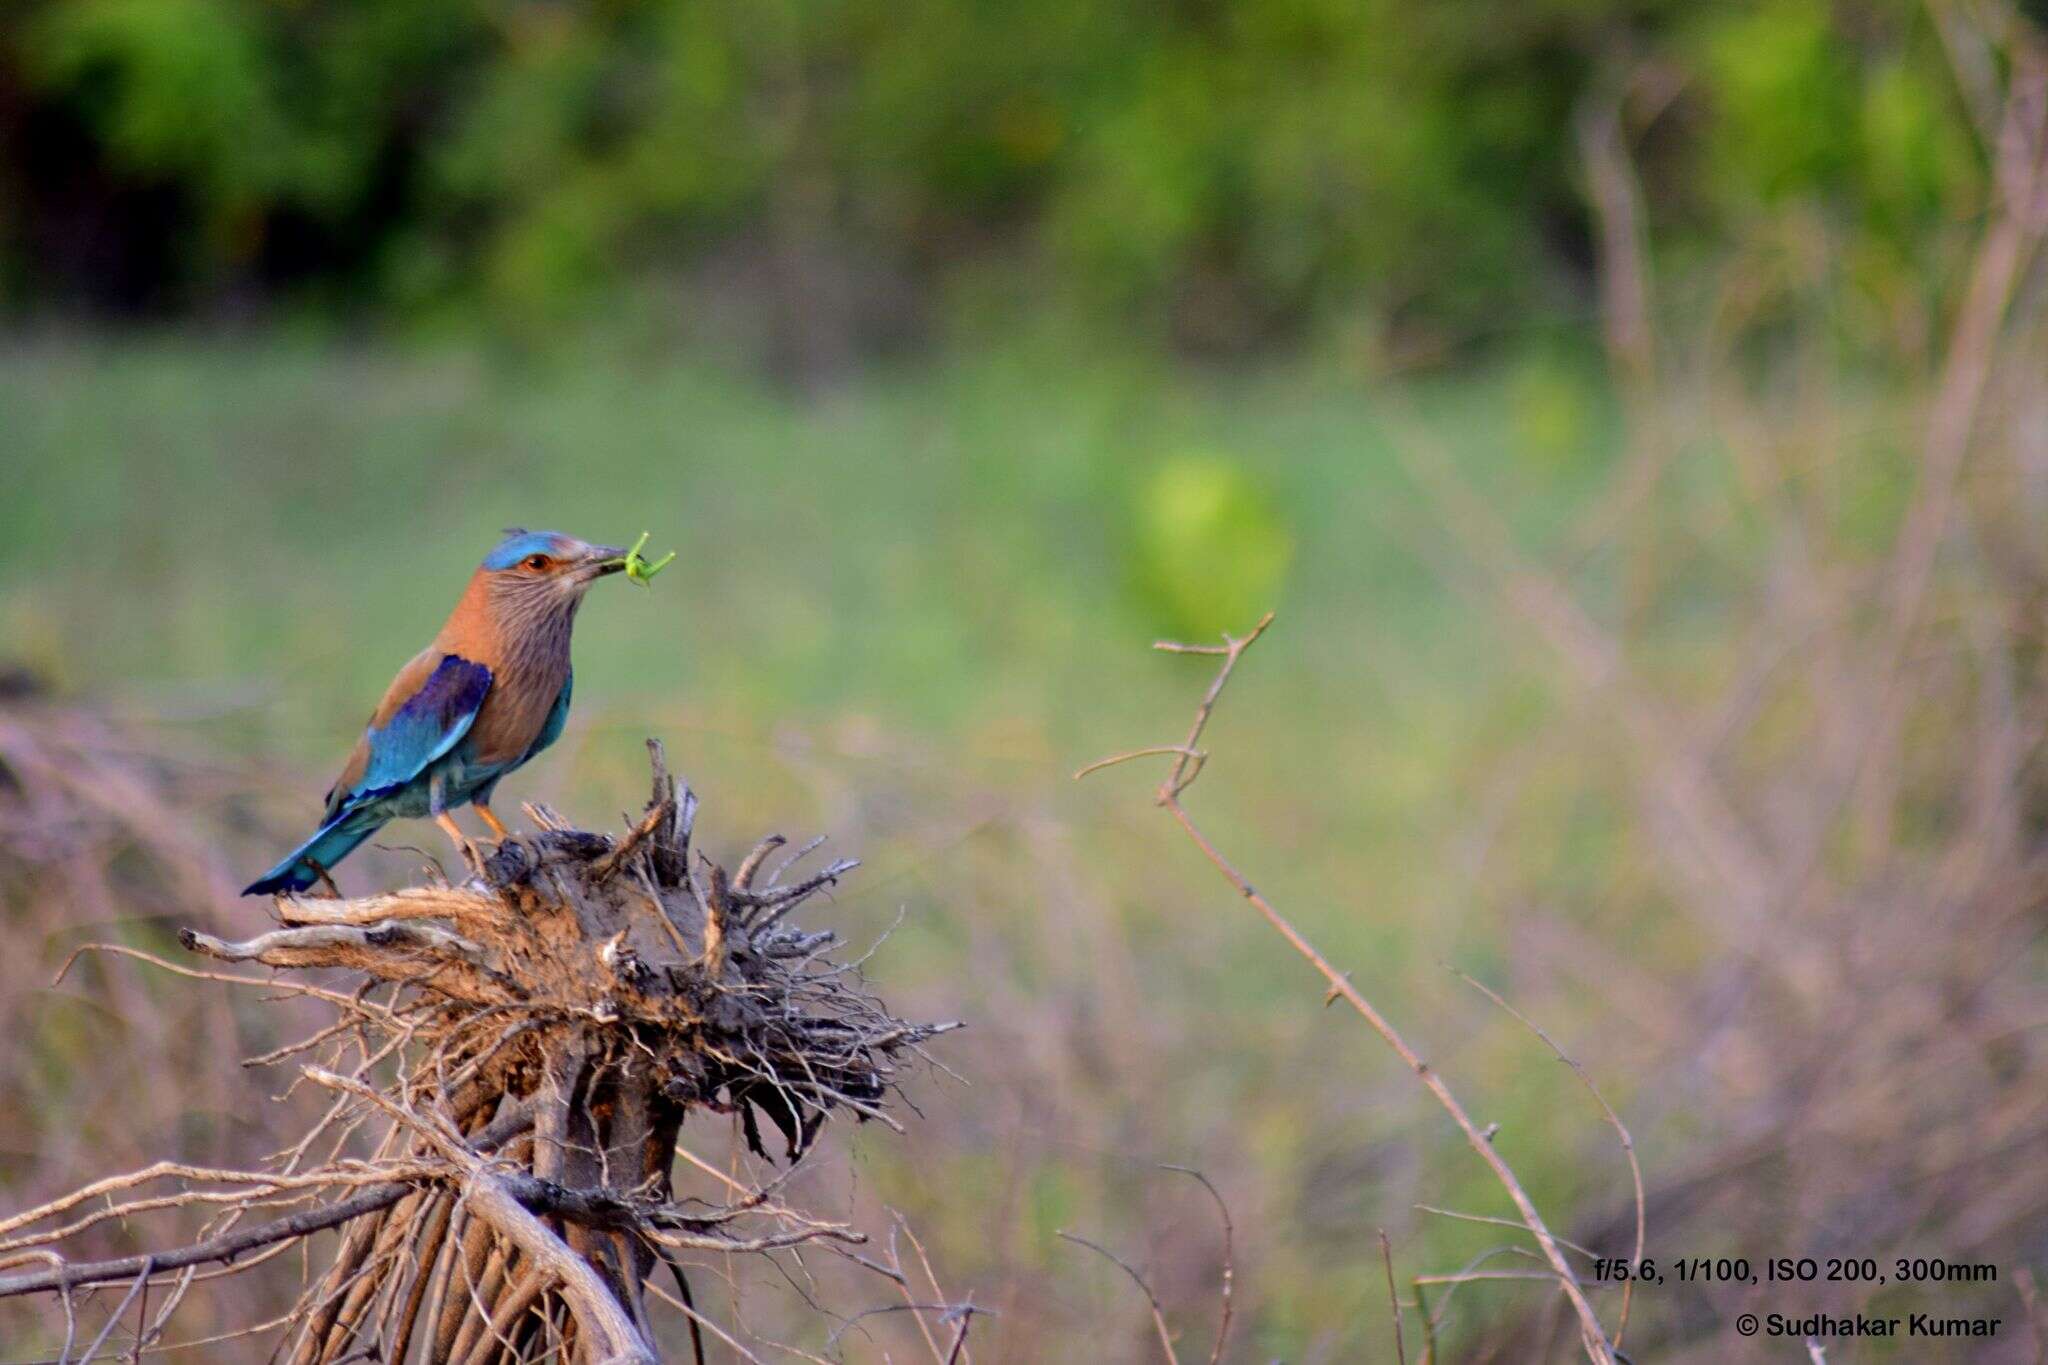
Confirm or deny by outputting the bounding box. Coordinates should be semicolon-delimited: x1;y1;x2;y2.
1379;1230;1408;1365
0;1186;411;1300
1448;966;1645;1347
1159;1165;1233;1365
1059;1232;1180;1365
1086;618;1618;1363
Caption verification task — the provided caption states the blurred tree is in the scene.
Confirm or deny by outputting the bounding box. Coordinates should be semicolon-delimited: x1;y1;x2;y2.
0;0;1992;361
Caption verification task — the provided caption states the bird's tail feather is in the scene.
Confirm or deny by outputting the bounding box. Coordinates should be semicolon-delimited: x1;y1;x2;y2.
242;812;382;896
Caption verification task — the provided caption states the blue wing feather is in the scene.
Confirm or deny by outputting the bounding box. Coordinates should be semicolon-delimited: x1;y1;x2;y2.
246;654;492;897
347;655;492;804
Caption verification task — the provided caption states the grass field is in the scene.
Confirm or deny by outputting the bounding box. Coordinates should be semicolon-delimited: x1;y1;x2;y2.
11;327;2025;1362
0;328;1619;1009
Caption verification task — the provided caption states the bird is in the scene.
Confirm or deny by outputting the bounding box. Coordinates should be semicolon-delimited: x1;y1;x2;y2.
244;530;633;896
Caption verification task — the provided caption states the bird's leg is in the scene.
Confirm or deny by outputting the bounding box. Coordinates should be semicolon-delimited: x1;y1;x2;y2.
473;803;511;841
429;771;487;877
305;857;343;900
433;810;485;877
432;809;466;851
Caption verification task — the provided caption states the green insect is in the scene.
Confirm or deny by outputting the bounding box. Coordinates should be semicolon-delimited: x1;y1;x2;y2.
611;531;676;586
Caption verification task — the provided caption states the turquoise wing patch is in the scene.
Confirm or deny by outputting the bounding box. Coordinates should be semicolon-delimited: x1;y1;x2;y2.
348;655;493;802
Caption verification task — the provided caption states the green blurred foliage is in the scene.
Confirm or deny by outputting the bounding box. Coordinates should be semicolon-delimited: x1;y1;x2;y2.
1506;351;1602;477
1129;453;1294;639
0;0;1990;348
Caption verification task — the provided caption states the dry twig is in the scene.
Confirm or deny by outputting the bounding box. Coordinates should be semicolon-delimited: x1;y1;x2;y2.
1379;1229;1408;1365
1159;1165;1233;1365
1446;966;1645;1349
1079;614;1619;1364
1057;1232;1179;1365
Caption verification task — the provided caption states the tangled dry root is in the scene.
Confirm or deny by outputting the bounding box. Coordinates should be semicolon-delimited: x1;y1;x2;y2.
0;739;955;1363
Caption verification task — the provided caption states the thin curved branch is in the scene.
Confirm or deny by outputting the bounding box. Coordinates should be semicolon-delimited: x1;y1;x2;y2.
1447;965;1646;1348
1059;1232;1179;1365
1159;1165;1233;1365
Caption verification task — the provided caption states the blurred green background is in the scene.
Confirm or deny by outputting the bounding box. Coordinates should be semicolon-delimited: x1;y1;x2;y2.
0;0;1987;354
4;1;2045;1362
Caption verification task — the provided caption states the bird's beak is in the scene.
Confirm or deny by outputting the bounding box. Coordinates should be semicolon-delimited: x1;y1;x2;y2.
581;546;631;581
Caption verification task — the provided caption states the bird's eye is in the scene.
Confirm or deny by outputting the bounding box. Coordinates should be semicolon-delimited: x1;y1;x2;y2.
523;554;551;572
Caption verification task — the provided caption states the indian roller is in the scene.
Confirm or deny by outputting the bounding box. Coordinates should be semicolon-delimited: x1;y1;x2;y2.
243;530;633;896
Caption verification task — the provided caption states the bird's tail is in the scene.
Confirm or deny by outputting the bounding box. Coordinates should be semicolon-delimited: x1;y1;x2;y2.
242;811;383;896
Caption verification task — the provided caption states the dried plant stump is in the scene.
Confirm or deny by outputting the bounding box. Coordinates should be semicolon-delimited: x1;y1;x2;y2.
0;740;954;1364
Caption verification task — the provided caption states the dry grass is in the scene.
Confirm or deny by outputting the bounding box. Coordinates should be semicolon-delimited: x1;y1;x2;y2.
1371;35;2048;1361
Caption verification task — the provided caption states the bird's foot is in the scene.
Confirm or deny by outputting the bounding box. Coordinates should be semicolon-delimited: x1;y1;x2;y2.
434;811;490;880
473;804;512;841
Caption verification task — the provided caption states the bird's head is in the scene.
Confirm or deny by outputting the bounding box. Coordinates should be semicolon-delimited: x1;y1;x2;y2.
479;529;632;610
